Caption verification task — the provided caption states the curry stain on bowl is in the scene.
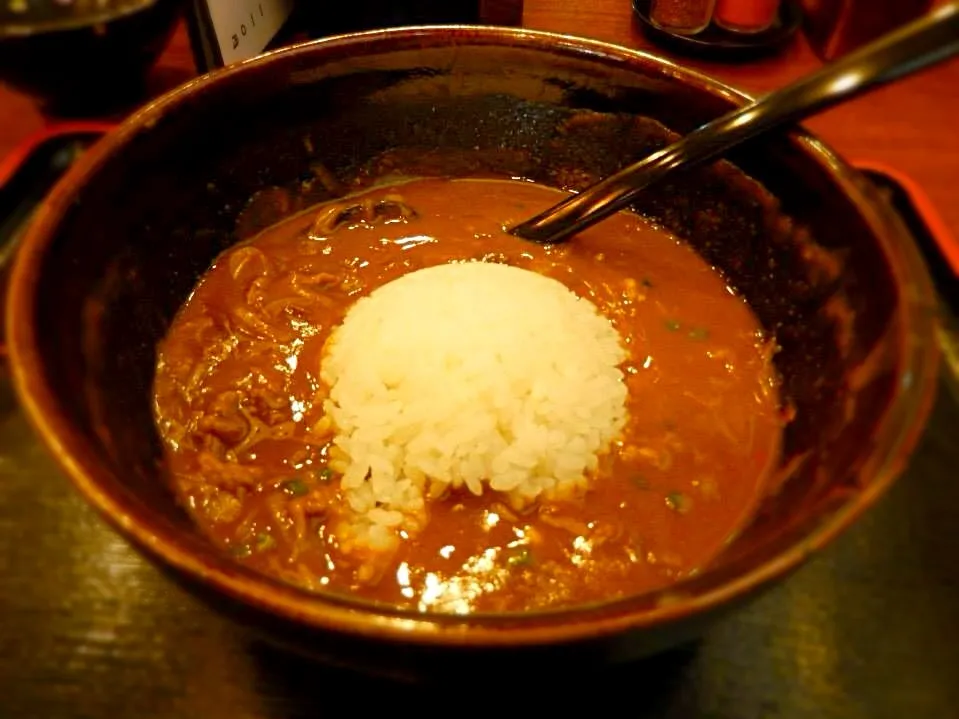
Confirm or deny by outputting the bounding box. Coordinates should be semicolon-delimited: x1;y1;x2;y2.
4;26;940;678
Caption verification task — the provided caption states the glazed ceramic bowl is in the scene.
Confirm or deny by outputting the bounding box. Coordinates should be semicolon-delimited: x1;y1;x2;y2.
4;26;939;679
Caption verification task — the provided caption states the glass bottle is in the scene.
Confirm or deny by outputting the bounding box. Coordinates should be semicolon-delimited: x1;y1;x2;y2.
713;0;780;34
649;0;717;35
802;0;934;60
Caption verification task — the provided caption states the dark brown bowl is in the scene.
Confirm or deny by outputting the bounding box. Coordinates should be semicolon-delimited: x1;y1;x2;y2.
0;0;184;114
4;26;940;679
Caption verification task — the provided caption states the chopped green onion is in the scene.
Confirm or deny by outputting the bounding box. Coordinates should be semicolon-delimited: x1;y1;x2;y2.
633;474;651;490
319;468;334;481
665;319;681;332
506;547;533;567
281;478;309;496
688;327;709;340
255;533;276;551
230;544;252;559
666;492;691;514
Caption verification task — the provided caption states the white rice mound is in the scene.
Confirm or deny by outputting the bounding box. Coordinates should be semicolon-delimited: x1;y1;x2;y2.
319;261;629;555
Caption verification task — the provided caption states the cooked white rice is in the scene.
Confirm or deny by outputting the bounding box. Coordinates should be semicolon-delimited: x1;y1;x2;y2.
319;261;628;555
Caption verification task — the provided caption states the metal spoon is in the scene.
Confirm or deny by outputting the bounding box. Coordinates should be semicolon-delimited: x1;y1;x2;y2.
510;2;959;244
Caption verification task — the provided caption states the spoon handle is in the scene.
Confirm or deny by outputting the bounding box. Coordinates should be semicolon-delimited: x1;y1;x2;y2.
511;2;959;244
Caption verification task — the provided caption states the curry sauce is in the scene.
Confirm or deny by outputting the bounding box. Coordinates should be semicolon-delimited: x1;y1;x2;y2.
153;178;783;613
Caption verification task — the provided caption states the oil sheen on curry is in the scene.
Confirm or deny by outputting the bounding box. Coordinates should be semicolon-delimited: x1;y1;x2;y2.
153;178;782;614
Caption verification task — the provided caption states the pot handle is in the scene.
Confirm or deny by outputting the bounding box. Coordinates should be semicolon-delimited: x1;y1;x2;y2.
0;124;114;364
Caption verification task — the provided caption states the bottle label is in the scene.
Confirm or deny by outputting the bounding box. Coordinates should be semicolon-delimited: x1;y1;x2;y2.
203;0;295;66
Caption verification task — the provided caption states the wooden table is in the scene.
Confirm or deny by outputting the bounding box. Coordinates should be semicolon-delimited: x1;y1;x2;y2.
2;0;958;237
2;4;959;719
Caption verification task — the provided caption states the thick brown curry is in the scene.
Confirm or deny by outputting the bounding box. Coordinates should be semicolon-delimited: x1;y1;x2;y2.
153;178;783;613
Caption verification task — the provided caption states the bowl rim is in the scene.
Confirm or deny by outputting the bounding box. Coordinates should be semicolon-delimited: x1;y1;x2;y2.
5;24;942;647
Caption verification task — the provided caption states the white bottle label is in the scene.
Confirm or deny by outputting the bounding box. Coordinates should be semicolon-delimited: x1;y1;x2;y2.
203;0;296;66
